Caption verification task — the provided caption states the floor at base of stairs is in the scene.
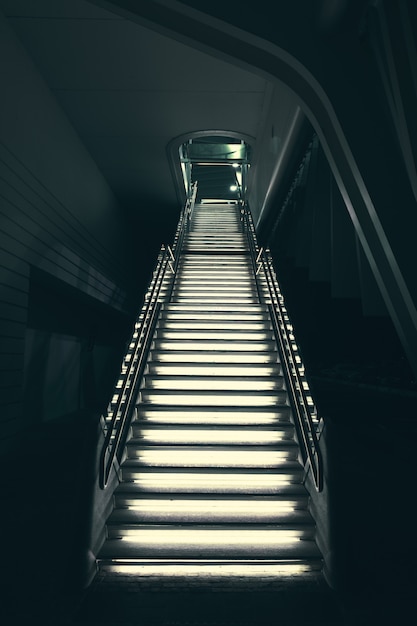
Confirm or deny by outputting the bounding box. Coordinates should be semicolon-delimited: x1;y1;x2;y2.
68;573;341;626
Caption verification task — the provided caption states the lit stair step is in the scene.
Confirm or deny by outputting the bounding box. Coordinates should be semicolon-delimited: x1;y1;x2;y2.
99;525;320;559
154;329;275;341
125;445;297;467
180;250;251;260
174;274;254;281
170;294;258;301
97;559;323;581
186;234;245;240
149;349;279;363
178;262;251;269
176;274;253;281
146;362;281;376
185;241;244;245
152;339;278;351
109;495;311;524
171;286;258;295
159;310;270;321
142;375;284;391
162;303;268;312
139;389;287;406
130;425;295;446
156;320;272;330
137;406;292;425
115;468;305;494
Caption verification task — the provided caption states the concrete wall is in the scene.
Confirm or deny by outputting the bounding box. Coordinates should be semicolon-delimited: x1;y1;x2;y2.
0;10;136;455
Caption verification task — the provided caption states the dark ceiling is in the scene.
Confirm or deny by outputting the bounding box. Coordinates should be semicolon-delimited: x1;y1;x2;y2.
0;0;273;221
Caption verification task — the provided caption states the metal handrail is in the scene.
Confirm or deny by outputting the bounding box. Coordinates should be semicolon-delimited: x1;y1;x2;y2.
242;206;323;491
99;246;170;488
99;183;198;488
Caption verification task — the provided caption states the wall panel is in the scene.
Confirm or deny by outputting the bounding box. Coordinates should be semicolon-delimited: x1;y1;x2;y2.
0;10;136;456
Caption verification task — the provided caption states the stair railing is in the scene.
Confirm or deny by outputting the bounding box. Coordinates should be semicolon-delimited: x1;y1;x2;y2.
99;182;198;488
242;206;323;491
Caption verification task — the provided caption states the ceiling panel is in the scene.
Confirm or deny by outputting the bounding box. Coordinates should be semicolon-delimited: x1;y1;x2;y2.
55;91;265;137
0;0;122;19
1;0;270;216
7;18;266;92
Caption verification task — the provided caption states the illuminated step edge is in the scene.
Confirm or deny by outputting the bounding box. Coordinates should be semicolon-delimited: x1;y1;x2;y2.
97;559;322;578
156;320;272;329
145;363;281;376
172;281;257;288
142;376;284;391
161;303;268;310
159;312;270;320
130;427;294;446
148;351;279;363
169;298;259;304
136;407;292;425
139;392;287;407
99;534;320;559
115;473;305;494
124;449;298;468
108;508;312;526
151;340;278;352
154;330;275;340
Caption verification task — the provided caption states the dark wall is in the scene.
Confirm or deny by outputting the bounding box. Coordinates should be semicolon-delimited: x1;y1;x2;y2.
261;136;416;424
23;268;132;424
0;11;138;456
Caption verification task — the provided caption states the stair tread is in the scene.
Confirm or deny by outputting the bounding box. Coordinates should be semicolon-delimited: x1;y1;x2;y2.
99;540;321;559
131;424;294;432
107;508;313;525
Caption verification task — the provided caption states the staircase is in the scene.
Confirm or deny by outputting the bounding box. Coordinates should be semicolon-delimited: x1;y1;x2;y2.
97;201;322;584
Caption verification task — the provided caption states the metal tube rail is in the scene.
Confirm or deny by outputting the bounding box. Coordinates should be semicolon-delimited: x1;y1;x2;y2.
100;246;170;488
242;206;323;491
241;205;264;305
99;183;198;488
